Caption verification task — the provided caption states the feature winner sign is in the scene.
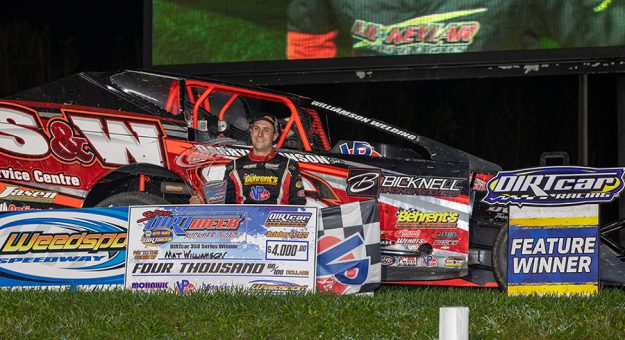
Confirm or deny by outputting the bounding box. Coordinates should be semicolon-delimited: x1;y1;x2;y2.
125;205;317;294
484;166;625;296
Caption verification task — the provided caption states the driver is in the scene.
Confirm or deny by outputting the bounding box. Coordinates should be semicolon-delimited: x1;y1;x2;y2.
190;114;306;205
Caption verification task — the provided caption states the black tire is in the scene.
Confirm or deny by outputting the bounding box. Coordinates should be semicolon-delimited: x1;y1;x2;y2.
95;192;170;207
491;225;508;290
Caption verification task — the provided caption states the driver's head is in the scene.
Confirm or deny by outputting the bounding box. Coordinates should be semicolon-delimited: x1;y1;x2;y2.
249;114;279;154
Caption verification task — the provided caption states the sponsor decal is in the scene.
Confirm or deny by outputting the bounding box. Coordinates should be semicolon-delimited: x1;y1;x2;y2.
249;280;308;293
444;256;465;268
398;256;418;266
338;141;381;157
483;166;625;206
250;186;270;201
0;185;57;203
175;144;340;167
346;168;382;198
1;231;126;254
396;237;424;245
421;255;438;267
244;174;278;186
347;168;464;198
297;190;305;198
433;240;458;246
0;104;165;167
175;279;196;293
380;238;394;246
395;208;458;228
295;181;303;189
133;250;158;260
311;101;418;141
264;211;312;227
243;163;258;169
486;206;509;221
381;255;395;265
0;202;34;212
141;228;174;247
351;10;484;55
394;230;421;238
131;281;168;290
434;231;458;239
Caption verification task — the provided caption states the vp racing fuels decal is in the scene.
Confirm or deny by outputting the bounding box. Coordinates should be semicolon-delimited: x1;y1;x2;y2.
483;166;625;206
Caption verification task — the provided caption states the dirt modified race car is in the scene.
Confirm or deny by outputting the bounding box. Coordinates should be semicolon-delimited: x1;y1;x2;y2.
0;70;508;287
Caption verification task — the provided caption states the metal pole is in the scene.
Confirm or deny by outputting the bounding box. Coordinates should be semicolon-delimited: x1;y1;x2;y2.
578;74;588;166
617;75;625;244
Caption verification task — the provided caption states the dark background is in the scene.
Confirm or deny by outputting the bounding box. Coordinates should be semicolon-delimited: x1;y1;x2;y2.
0;1;618;170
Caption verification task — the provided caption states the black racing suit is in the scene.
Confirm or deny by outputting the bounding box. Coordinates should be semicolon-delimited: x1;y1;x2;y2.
287;0;623;58
224;149;306;205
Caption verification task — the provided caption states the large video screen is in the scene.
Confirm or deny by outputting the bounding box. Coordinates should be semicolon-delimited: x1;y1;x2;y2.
147;0;625;79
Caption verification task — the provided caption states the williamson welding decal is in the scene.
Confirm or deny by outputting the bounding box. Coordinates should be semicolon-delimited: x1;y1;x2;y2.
483;166;625;206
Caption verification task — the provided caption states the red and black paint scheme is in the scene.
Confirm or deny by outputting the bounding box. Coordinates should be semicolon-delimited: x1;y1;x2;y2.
0;70;507;288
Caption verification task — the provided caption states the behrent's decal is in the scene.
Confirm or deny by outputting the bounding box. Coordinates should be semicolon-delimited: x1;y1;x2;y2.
395;208;458;228
483;166;625;206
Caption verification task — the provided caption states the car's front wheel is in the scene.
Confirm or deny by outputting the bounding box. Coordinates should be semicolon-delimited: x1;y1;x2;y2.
95;192;170;207
491;225;508;290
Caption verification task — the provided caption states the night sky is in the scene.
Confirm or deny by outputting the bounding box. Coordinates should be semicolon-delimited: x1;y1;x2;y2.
0;1;619;170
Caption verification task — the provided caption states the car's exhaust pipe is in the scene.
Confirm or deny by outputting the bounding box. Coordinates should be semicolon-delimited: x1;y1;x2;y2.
160;182;192;195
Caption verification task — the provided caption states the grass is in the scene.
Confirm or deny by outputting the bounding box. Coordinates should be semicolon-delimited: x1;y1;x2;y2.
1;285;625;338
152;0;290;65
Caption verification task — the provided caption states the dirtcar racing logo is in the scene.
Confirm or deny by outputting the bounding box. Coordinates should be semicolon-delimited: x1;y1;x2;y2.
350;9;486;55
346;168;464;198
264;211;312;227
482;167;625;206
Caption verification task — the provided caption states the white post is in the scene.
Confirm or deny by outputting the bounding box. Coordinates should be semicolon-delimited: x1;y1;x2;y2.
439;306;469;340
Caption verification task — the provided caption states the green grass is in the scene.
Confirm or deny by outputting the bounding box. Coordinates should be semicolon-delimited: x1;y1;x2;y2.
152;0;290;65
2;286;625;338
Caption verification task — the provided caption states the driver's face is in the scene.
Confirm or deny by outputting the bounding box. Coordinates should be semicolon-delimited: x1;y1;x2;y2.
250;120;277;154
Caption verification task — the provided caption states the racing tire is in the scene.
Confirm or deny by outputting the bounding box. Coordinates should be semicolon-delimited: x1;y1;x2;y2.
491;225;508;290
95;192;169;207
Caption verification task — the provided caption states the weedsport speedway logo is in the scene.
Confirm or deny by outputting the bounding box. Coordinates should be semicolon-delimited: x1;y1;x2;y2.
482;167;625;206
0;208;128;287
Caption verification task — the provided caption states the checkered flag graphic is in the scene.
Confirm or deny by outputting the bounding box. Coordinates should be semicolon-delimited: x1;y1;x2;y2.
317;200;381;294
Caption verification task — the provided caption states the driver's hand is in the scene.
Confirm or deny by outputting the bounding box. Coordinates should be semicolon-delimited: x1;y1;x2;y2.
189;192;204;204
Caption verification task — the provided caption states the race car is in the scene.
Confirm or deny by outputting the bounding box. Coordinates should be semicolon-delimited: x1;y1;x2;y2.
0;70;508;287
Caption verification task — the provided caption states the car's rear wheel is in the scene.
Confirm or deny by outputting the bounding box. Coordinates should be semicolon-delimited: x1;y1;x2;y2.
95;192;169;207
491;225;508;290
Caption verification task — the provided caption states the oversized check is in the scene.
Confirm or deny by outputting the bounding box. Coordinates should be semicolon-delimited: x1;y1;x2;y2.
125;205;317;294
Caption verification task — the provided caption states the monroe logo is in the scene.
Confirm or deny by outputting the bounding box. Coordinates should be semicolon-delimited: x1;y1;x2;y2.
264;211;312;227
482;167;625;206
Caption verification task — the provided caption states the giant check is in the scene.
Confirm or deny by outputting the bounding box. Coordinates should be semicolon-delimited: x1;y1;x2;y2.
125;205;317;294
